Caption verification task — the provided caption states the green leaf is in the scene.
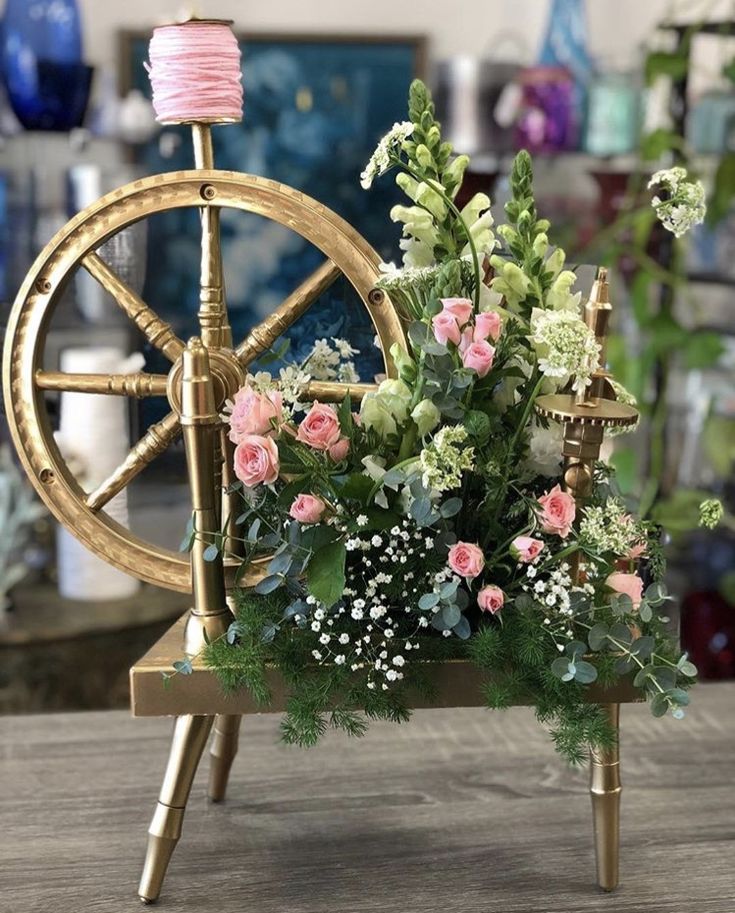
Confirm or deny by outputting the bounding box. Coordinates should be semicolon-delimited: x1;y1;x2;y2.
551;657;571;680
179;515;196;552
453;615;471;639
679;660;698;678
203;543;219;562
588;622;609;652
644;51;689;85
684;331;725;370
708;151;735;226
439;579;459;601
337;473;374;504
639;602;653;623
337;395;353;436
630;635;655;660
439;497;462;518
254;574;283;595
573;660;598;684
418;591;440;610
609;622;633;647
306;540;346;607
650;692;669;717
173;659;193;675
441;604;461;627
639;127;681;161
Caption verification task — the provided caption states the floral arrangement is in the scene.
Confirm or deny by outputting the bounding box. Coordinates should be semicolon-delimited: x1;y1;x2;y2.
194;80;713;763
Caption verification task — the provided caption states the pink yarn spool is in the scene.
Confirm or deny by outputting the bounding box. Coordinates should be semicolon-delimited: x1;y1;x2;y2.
146;19;243;124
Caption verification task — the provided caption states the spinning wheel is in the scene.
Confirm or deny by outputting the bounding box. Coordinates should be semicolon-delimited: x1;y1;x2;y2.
3;158;406;594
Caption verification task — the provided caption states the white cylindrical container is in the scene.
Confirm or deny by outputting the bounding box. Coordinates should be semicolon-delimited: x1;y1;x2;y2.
56;346;142;601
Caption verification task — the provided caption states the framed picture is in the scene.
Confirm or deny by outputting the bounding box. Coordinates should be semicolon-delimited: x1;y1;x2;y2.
118;30;426;385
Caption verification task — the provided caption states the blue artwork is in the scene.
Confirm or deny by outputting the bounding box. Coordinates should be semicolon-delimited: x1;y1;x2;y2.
125;34;422;383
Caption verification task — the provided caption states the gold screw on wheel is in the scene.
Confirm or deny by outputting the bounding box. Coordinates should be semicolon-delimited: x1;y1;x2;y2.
3;168;407;593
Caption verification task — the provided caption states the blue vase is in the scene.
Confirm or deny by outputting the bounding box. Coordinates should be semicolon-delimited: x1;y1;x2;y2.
1;0;91;131
537;0;591;144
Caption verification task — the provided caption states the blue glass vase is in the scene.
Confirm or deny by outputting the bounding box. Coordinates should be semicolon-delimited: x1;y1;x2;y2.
1;0;91;131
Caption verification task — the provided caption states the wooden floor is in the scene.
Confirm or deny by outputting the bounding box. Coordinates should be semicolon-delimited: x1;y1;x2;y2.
1;684;734;913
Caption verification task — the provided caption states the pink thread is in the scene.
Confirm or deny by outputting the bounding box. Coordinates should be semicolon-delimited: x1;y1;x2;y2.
146;22;243;124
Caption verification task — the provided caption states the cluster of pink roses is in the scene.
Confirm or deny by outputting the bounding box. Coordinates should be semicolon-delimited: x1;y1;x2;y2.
229;386;349;490
431;297;500;378
446;541;504;615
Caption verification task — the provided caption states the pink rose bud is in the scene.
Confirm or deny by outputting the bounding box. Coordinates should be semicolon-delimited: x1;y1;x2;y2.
432;311;461;346
511;536;545;563
233;434;280;487
537;484;576;539
296;402;341;451
458;326;473;353
440;297;474;327
478;585;504;614
227;385;283;444
447;541;485;579
474;311;502;342
462;340;495;377
329;437;350;461
605;572;644;609
289;493;326;524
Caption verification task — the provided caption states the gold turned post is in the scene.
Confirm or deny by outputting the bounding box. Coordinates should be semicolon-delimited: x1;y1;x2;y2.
535;267;637;892
590;702;622;891
208;714;242;801
138;714;214;904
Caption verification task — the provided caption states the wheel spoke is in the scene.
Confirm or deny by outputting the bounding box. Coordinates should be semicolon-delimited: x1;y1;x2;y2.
82;252;185;362
86;411;180;512
36;370;168;397
302;380;377;403
235;260;341;367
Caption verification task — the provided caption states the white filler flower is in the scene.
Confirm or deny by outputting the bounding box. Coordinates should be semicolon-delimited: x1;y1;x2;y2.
360;121;414;189
648;166;706;238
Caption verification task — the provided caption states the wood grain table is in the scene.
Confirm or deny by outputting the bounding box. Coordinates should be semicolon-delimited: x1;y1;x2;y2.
1;683;733;913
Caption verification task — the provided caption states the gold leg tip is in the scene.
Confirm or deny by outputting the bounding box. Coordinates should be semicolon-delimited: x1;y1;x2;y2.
139;896;157;905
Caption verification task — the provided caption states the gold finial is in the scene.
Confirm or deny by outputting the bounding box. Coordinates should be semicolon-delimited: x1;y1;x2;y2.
585;266;612;367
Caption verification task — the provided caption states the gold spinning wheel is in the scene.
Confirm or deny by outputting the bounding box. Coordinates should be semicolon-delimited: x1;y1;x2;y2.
3;162;406;594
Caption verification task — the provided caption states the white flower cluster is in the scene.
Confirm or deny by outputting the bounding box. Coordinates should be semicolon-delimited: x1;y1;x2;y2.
578;499;645;557
360;121;414;190
530;308;601;393
419;425;475;492
304;337;361;384
307;517;433;690
648;166;706;238
522;561;589;643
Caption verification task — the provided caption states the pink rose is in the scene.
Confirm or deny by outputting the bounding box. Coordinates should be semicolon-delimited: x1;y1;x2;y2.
233;434;279;487
537;484;576;539
511;536;545;563
289;494;326;524
432;311;461;346
447;541;485;579
228;385;283;443
478;585;504;614
296;402;341;451
440;297;473;326
474;311;502;343
606;572;644;609
462;340;495;377
329;437;350;461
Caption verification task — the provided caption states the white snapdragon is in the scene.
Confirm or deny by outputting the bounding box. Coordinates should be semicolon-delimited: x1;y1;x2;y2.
648;166;706;238
360;121;414;189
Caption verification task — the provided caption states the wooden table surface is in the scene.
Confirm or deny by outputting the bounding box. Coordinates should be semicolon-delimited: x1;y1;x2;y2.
1;683;733;913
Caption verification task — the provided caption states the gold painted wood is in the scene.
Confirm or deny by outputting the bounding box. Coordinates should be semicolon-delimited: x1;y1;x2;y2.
235;260;342;366
3;170;407;592
130;613;643;717
590;702;622;891
82;252;185;362
303;380;377;402
35;370;169;397
86;411;180;512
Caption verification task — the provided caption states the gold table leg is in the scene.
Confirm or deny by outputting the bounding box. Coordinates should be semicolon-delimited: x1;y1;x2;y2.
139;714;214;904
208;714;242;802
590;702;621;891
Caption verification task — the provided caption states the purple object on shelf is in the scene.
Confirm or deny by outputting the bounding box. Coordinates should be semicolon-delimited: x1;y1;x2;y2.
515;66;578;154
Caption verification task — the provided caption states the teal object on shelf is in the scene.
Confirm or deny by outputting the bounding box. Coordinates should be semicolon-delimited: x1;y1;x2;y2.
1;0;90;131
584;72;640;156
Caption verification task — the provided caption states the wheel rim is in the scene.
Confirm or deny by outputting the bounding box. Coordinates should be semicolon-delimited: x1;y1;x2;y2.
3;170;406;592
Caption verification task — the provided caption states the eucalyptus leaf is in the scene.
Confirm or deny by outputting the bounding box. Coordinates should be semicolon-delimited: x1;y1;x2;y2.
440;497;463;519
254;574;283;595
441;604;462;627
418;591;440;610
203;543;219;562
588;623;609;652
452;615;471;640
573;660;598;684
